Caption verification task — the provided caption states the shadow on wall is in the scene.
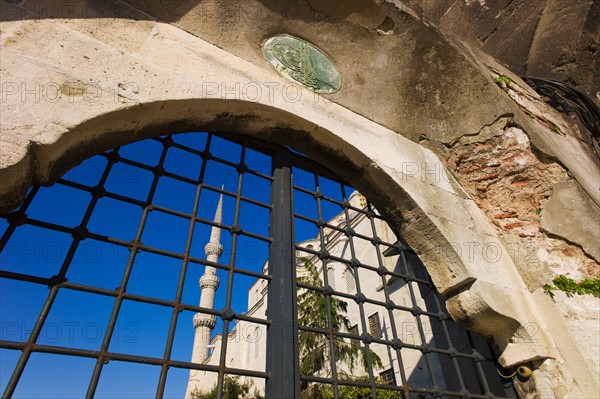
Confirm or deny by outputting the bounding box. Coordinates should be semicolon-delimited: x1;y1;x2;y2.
395;254;512;396
0;0;386;25
399;0;600;101
0;0;198;22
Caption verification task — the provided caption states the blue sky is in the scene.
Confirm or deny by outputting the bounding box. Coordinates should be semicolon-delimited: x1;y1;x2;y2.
0;132;350;398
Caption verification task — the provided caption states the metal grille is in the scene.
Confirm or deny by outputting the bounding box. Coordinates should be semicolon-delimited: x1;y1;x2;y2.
0;133;273;398
288;156;517;399
0;131;516;398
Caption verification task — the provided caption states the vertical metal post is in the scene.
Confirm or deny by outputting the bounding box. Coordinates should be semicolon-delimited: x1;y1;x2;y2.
265;151;300;399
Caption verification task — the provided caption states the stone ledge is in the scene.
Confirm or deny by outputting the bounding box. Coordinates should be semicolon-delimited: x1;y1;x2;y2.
541;180;600;262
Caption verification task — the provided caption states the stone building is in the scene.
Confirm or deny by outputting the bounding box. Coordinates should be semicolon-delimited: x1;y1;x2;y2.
1;1;599;398
186;191;459;397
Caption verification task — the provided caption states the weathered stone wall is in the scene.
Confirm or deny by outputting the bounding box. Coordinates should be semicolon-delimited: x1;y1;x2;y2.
1;0;599;397
444;115;600;380
396;0;600;102
446;117;598;282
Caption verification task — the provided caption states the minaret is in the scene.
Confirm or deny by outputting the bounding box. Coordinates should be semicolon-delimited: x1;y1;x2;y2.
186;193;224;398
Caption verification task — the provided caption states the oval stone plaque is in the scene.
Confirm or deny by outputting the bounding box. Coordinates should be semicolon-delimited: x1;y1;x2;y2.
263;35;341;94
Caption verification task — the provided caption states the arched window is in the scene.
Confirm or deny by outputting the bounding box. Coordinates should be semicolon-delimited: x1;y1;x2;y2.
327;266;336;289
345;267;356;294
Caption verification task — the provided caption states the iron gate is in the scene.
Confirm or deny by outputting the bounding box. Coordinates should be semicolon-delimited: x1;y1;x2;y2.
0;132;516;398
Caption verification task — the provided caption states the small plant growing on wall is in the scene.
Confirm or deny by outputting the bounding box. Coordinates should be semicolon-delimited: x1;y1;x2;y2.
493;75;512;88
543;274;600;298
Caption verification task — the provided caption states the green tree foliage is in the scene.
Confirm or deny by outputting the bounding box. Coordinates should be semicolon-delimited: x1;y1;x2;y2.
297;257;384;399
191;376;263;399
326;377;403;399
305;377;403;399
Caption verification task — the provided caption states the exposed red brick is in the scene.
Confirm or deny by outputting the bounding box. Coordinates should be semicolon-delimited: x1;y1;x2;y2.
444;118;599;282
461;165;482;174
504;222;524;229
511;181;529;187
501;153;521;163
494;213;516;219
472;173;499;182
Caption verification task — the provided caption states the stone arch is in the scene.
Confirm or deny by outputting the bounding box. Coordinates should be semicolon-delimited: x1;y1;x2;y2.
0;95;555;373
4;9;593;394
